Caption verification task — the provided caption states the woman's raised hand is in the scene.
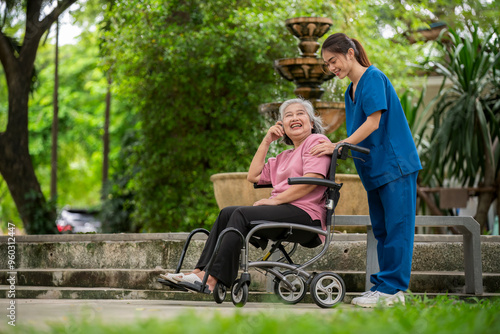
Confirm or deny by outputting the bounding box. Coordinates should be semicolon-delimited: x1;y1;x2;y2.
264;121;285;144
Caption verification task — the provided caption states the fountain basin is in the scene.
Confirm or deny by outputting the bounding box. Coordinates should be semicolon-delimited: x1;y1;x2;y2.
285;17;334;57
314;101;346;133
274;58;334;100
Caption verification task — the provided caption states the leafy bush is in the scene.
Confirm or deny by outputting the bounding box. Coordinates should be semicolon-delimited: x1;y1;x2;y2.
101;0;332;232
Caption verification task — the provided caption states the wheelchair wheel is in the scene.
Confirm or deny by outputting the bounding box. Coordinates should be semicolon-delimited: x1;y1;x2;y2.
213;282;226;304
273;271;307;304
231;279;249;307
309;272;345;308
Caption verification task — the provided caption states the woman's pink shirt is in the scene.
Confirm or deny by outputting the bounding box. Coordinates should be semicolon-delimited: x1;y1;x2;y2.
257;134;331;239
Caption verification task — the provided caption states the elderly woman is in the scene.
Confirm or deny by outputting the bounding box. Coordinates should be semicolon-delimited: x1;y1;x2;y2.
161;98;331;292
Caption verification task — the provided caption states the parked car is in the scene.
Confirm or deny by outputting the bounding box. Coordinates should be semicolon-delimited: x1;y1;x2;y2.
56;208;101;233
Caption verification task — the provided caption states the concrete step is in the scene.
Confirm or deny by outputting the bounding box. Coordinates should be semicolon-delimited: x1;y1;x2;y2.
2;233;499;299
2;233;499;273
2;269;499;294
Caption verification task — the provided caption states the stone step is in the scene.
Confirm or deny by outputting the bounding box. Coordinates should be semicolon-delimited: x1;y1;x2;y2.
2;233;499;300
2;269;499;293
0;285;307;303
2;233;499;273
0;268;270;291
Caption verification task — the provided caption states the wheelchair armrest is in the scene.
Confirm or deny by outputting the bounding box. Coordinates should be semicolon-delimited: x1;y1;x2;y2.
253;183;273;189
288;177;342;189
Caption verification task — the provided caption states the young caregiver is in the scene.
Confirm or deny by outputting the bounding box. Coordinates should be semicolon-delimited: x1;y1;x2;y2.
310;33;422;307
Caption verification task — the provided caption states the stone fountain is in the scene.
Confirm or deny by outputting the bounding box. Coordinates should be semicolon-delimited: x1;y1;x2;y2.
259;17;346;133
211;17;368;217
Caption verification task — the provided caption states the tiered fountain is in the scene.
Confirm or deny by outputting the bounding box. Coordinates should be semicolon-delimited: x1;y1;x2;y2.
259;17;345;133
211;17;368;216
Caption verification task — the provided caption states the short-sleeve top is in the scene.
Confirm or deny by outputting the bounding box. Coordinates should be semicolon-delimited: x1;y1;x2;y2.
345;65;422;191
257;134;331;233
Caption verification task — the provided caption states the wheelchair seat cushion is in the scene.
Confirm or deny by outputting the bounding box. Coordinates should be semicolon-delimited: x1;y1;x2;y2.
249;220;323;249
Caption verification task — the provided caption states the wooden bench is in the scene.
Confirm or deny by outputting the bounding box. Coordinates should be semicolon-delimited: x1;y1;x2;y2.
335;215;484;295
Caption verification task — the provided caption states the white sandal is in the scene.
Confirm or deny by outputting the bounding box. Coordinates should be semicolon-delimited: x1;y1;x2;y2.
178;273;202;284
159;273;185;283
178;274;210;294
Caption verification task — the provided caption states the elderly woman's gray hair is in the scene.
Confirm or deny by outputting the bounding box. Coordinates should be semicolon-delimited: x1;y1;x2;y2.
278;98;325;145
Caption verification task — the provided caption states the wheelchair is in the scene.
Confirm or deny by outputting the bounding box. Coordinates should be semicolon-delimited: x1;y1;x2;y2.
158;142;369;308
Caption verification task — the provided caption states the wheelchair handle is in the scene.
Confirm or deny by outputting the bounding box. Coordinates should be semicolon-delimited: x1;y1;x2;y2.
336;142;370;156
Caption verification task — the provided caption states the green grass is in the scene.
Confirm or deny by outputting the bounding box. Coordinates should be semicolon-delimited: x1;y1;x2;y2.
9;296;500;334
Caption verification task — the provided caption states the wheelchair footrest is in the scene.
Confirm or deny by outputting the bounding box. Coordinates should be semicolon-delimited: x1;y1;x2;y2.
157;278;188;292
178;281;211;294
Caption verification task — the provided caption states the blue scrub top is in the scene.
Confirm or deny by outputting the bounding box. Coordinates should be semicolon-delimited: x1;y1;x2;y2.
345;65;422;191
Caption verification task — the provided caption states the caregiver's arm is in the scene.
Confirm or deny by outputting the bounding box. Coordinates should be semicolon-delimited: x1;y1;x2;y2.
309;111;382;157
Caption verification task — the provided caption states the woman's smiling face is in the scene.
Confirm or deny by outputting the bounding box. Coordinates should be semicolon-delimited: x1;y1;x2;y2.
322;49;352;80
282;103;313;141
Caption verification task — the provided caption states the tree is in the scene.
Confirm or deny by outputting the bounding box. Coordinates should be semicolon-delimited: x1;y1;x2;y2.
0;0;78;233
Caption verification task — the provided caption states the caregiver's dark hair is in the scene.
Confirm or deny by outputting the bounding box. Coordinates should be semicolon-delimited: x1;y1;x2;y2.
322;33;371;67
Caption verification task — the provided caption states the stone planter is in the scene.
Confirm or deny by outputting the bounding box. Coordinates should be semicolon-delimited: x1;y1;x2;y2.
210;172;368;215
210;172;272;210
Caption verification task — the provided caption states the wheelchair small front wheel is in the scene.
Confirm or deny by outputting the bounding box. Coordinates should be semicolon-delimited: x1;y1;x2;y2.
273;271;307;304
213;282;226;304
231;279;248;307
310;272;345;308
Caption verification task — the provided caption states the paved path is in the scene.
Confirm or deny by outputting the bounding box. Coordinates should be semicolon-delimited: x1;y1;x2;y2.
1;299;359;330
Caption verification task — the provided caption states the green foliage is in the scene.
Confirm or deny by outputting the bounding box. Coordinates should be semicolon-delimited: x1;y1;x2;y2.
0;67;6;132
420;26;500;187
100;129;139;233
28;36;107;207
400;86;434;152
101;0;429;232
22;189;58;234
10;296;500;334
101;0;340;232
366;0;499;36
0;30;130;230
0;178;21;232
25;37;108;213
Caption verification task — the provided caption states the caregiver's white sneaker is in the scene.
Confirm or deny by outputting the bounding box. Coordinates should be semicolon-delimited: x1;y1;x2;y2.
356;291;405;308
351;290;377;305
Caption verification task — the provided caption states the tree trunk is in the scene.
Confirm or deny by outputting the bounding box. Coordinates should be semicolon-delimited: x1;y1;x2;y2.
0;74;57;234
474;140;497;233
0;0;77;234
476;191;496;233
102;74;111;199
51;19;60;201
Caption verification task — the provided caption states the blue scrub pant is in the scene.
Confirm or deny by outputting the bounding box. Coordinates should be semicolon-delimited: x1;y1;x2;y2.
367;171;418;294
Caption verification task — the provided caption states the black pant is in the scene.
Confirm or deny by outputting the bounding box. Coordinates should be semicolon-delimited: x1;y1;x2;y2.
195;204;319;287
